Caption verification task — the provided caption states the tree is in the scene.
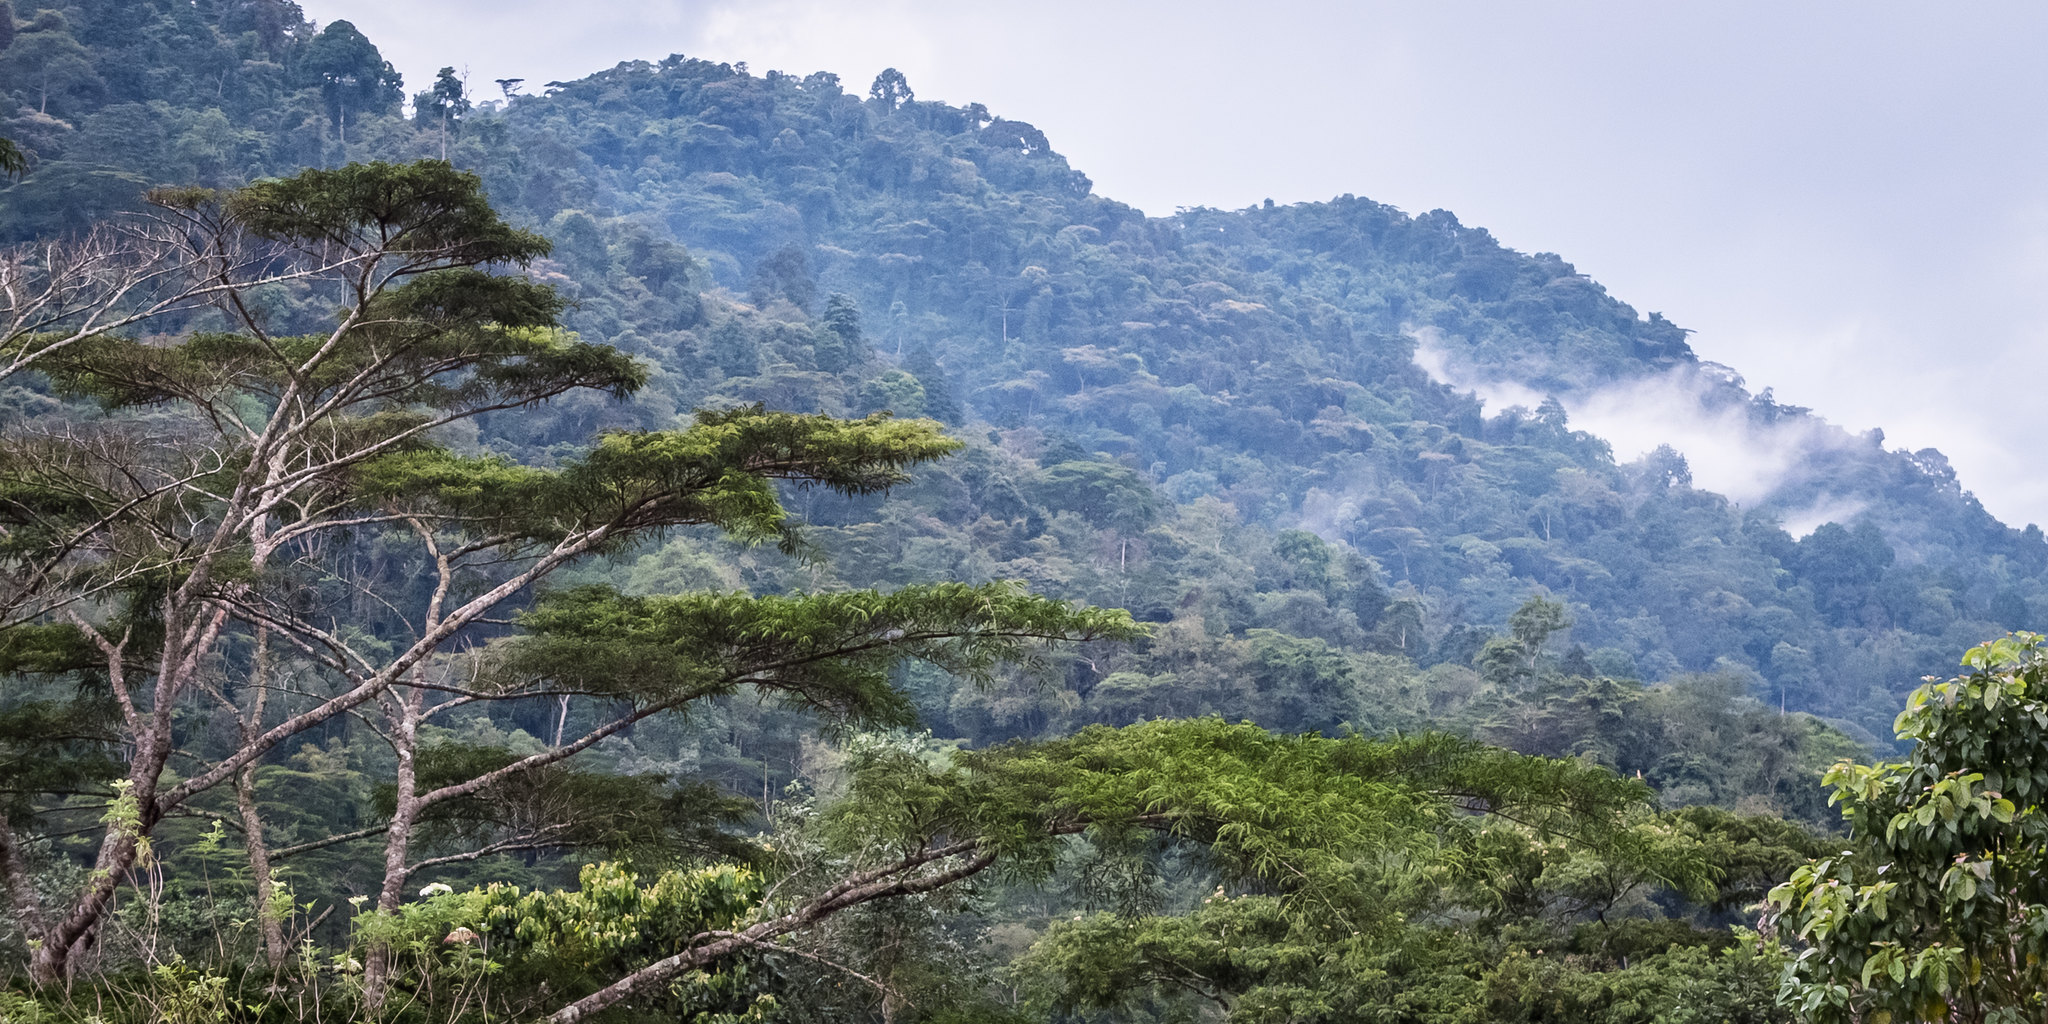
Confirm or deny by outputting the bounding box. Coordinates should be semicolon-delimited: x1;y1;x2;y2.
413;66;471;159
904;345;962;424
748;242;815;311
0;159;1074;987
344;579;1133;1004
527;720;1662;1022
0;185;385;391
1478;593;1573;689
298;19;402;141
1036;460;1158;533
0;158;593;983
815;292;865;373
869;67;914;108
1510;593;1572;653
1767;632;2048;1022
858;369;928;418
1272;528;1336;596
0;11;102;116
1795;520;1895;625
0;136;23;180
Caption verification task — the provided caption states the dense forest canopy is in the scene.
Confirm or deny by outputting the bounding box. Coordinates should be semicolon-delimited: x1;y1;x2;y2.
2;2;2046;1022
3;0;2040;740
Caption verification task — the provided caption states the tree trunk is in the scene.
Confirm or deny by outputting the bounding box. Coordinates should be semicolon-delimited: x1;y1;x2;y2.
237;762;287;968
27;763;159;983
238;625;288;967
28;670;181;985
360;691;423;1013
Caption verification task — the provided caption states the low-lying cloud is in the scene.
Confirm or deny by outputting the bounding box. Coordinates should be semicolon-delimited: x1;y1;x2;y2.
1411;331;1867;527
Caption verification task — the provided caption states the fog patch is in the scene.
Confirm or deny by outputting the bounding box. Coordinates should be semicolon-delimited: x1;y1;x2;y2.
1566;368;1854;504
1410;330;1862;505
1774;495;1871;539
1411;331;1547;412
1299;487;1365;542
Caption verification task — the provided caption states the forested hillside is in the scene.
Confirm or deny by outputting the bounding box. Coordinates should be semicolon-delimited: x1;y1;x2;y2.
6;2;2048;1022
6;0;2039;739
456;59;2041;742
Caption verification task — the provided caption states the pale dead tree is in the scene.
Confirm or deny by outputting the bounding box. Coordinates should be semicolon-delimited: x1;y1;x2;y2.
0;160;647;984
0;159;987;988
0;160;1122;1005
269;542;1129;1008
0;193;379;387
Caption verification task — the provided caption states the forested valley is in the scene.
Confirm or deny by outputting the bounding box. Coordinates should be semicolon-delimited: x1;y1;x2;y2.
3;2;2047;1022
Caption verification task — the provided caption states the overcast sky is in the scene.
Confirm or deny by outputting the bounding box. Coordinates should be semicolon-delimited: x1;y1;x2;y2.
296;0;2048;527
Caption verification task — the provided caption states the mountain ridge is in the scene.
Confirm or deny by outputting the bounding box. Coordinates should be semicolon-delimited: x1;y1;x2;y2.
1;0;2038;741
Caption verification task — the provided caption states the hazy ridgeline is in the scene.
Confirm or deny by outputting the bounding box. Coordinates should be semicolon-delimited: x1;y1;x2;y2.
0;3;2043;1022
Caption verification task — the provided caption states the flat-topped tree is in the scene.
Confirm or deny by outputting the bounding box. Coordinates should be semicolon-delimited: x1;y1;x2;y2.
0;159;1128;987
0;156;458;396
384;719;1669;1023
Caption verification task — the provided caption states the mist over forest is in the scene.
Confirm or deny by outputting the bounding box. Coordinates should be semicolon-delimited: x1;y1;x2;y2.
3;3;2045;1022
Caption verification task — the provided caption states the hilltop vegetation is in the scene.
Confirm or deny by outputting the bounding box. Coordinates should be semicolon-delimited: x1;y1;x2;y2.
6;0;2040;739
2;2;2046;1022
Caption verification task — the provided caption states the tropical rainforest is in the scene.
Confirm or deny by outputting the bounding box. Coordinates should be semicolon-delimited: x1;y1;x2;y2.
3;2;2048;1022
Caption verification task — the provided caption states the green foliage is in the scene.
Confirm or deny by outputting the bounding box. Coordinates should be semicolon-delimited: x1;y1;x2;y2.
391;743;764;868
1017;909;1791;1023
1034;461;1156;532
0;136;25;179
227;158;548;262
1768;633;2048;1022
1463;671;1858;824
836;718;1657;895
353;408;958;549
336;862;778;1020
0;11;101;117
0;11;2008;1022
507;579;1139;727
3;0;2033;743
945;721;1763;1022
414;68;471;131
299;19;402;132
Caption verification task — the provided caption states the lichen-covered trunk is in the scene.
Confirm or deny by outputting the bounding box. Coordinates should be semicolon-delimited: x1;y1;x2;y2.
238;627;287;968
27;747;166;984
237;761;287;968
359;701;422;1014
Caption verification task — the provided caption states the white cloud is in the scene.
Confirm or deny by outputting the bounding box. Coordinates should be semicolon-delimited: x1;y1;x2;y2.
1566;370;1849;506
1409;332;1546;413
288;0;2048;527
691;0;941;84
1775;495;1871;539
1410;331;1859;509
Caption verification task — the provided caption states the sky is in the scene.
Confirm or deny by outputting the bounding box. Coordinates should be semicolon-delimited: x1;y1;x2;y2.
297;0;2048;527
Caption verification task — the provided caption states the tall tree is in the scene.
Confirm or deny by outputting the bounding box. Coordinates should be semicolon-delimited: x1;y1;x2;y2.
868;67;913;108
297;19;401;141
0;160;1024;986
0;10;102;116
413;66;470;159
815;292;865;373
342;579;1133;1006
528;720;1665;1022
